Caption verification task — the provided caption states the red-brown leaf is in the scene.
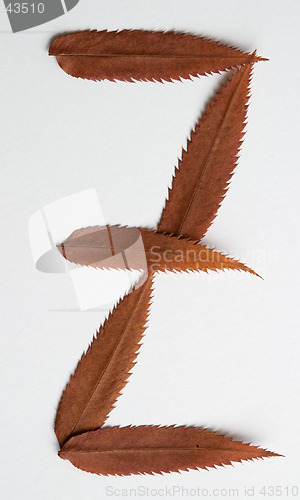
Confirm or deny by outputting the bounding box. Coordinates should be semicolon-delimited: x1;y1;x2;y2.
57;225;259;277
158;64;253;240
59;425;279;476
55;276;154;447
49;30;263;82
140;228;259;276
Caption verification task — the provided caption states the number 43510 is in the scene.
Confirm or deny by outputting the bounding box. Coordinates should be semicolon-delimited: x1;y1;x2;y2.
6;3;45;14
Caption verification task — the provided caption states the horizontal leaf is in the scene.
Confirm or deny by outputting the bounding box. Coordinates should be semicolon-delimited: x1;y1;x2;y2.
57;225;259;277
59;425;280;476
158;64;253;240
49;30;264;82
55;276;154;447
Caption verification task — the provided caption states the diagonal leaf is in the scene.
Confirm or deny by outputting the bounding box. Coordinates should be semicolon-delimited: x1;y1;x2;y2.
158;63;254;240
55;275;154;447
57;225;259;277
49;30;264;82
59;425;280;476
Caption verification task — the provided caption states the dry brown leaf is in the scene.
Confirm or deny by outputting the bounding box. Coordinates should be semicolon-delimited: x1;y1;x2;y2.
49;29;264;82
55;275;154;447
158;64;253;240
59;425;279;476
57;225;259;277
140;228;259;276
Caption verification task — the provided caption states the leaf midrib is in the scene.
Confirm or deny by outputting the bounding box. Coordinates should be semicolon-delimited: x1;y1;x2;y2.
67;279;151;440
62;446;255;454
177;66;249;236
56;53;253;59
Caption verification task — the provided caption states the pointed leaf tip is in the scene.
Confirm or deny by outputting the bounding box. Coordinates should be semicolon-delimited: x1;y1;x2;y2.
254;53;269;62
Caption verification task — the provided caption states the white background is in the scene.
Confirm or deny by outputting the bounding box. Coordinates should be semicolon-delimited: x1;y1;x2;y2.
1;1;299;499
